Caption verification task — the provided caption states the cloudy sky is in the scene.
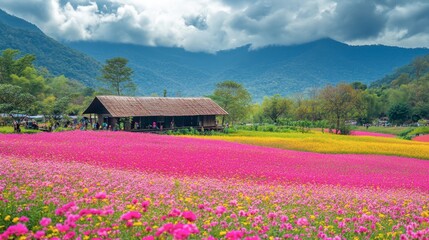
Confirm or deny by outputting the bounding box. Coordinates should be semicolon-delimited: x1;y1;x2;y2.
1;0;428;52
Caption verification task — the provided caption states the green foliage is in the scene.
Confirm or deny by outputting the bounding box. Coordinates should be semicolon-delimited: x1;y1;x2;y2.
0;18;100;86
0;49;95;121
165;128;225;136
210;80;252;125
0;126;39;134
0;84;35;114
261;94;292;123
99;57;135;96
388;103;411;125
0;48;35;84
318;83;364;134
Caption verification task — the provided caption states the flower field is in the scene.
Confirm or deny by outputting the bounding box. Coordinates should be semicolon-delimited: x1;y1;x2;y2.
1;131;429;239
198;130;429;160
350;131;395;138
414;134;429;142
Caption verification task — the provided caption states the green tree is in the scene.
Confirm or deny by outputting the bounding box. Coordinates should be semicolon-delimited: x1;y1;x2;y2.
99;57;135;96
261;94;292;123
319;83;363;134
412;56;429;79
210;80;252;125
0;84;35;114
388;102;411;125
351;81;367;91
0;49;35;84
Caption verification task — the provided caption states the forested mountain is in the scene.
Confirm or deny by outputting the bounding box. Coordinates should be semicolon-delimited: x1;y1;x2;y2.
69;39;429;101
371;54;429;88
2;8;429;101
0;9;100;86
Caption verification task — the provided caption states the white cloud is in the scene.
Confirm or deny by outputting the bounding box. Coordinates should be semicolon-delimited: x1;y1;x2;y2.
0;0;428;52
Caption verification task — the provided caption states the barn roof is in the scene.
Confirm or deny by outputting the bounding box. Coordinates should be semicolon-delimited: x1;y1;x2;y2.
83;96;228;117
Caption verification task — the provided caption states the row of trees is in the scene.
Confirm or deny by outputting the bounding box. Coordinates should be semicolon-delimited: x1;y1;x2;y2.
0;49;94;117
2;47;427;135
0;48;135;119
211;74;429;133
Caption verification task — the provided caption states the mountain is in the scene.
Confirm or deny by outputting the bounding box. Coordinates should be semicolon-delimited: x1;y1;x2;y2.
0;9;100;86
68;39;429;101
371;54;429;87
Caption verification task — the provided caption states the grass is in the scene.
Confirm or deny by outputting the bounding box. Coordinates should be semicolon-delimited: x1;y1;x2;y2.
0;126;40;134
353;126;412;135
193;130;429;160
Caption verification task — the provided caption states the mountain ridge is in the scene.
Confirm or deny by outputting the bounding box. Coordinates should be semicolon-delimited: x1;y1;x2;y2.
68;39;429;100
0;9;100;86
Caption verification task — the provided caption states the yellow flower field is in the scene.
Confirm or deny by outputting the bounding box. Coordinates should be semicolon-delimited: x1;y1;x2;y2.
195;130;429;160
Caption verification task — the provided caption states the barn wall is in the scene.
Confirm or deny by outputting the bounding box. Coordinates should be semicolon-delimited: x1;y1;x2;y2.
202;115;216;127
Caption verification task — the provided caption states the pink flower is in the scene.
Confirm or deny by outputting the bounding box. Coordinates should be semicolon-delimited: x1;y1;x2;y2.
19;216;29;223
245;237;261;240
3;223;28;236
215;206;226;215
34;230;45;239
226;230;244;240
40;217;51;227
120;211;142;221
169;208;181;217
56;223;70;232
297;217;309;226
142;236;155;240
95;192;107;199
182;211;197;222
357;226;368;233
63;231;76;240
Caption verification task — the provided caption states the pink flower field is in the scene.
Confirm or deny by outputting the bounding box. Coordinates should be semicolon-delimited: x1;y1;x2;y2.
414;134;429;142
1;131;429;239
350;131;396;138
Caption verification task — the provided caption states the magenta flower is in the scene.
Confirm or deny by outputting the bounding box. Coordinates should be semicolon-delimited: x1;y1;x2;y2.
182;211;197;222
168;208;181;217
33;230;45;239
142;236;155;240
95;192;107;199
19;216;29;223
215;206;226;215
226;230;244;240
3;223;29;236
120;211;142;221
40;217;51;227
297;217;309;226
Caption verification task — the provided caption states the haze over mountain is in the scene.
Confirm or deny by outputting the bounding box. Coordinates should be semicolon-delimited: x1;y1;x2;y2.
69;40;429;100
0;9;100;86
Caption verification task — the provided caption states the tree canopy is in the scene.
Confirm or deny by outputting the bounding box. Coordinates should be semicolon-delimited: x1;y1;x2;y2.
99;57;135;96
210;80;252;125
0;48;94;117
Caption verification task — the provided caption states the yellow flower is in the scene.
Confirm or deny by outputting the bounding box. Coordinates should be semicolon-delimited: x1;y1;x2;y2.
12;217;19;223
219;231;226;236
133;221;143;226
4;215;10;221
421;211;429;218
83;188;89;193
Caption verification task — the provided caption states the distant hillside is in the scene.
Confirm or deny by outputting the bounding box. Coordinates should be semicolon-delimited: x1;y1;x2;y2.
68;39;429;101
0;9;100;86
371;54;429;87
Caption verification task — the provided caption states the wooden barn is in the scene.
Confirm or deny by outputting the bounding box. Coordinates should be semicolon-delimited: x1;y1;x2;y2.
82;96;228;131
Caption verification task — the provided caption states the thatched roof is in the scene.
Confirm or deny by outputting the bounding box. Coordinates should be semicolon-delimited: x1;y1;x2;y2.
83;96;228;117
